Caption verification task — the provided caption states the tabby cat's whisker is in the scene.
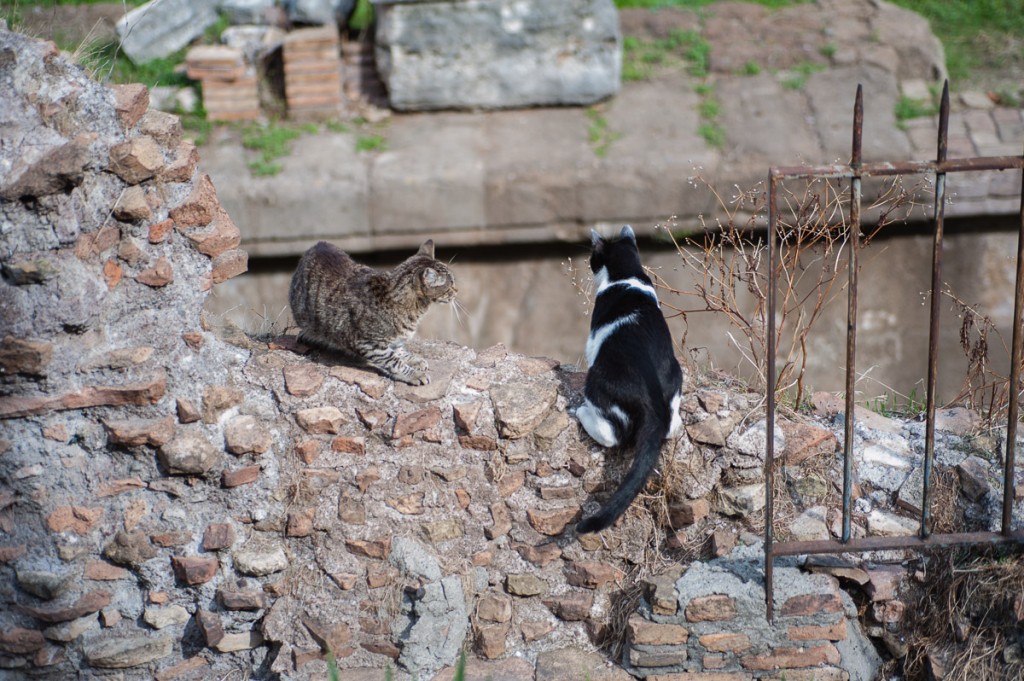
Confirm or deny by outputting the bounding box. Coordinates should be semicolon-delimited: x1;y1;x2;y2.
451;299;469;328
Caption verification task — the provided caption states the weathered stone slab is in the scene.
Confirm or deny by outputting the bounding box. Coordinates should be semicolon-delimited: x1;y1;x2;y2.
116;0;219;64
375;0;621;111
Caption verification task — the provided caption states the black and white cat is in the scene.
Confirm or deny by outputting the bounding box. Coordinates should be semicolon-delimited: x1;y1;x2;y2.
575;225;683;534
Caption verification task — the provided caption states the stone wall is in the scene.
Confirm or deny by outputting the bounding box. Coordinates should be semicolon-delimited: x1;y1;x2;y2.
2;26;1021;681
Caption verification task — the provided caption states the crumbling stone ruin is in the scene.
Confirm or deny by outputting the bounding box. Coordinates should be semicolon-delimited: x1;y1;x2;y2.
1;26;1020;681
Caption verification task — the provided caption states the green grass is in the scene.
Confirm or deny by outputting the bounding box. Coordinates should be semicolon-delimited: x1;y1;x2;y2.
895;95;939;127
621;29;710;81
9;0;144;5
819;43;837;60
698;97;720;120
203;11;230;44
616;0;1023;91
698;122;725;147
242;123;307;176
180;107;213;146
780;60;826;90
738;60;761;76
694;83;725;148
586;107;622;158
349;0;375;32
77;37;190;88
866;388;926;418
614;0;807;8
355;133;387;153
885;0;1024;85
693;82;714;97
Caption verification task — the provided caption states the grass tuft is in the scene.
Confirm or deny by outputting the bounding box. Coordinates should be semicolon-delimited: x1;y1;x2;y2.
355;133;387;153
242;123;305;176
895;95;939;126
779;60;826;90
586;106;622;158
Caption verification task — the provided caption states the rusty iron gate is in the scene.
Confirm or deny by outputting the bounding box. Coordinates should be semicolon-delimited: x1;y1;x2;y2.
764;83;1024;621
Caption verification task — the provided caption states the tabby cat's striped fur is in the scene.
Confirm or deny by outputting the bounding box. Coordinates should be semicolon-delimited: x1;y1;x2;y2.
289;240;456;385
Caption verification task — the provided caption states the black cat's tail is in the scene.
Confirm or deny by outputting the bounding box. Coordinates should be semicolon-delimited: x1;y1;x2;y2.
576;412;666;534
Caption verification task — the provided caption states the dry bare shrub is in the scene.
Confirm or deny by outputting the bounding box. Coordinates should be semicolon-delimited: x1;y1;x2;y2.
653;173;931;408
943;289;1023;428
903;547;1024;681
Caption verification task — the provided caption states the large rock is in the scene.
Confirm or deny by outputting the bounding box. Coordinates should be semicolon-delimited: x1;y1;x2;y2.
116;0;220;64
84;633;174;668
286;0;356;25
393;575;468;675
221;0;278;24
374;0;621;111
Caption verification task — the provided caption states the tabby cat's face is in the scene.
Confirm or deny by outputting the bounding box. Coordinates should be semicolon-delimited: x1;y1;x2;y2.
415;259;456;303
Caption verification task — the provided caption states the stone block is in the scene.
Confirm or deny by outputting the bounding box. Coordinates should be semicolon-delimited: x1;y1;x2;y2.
222;465;260;488
526;506;579;536
171;556;218;586
375;0;620;111
788;619;847;642
627;616;688;646
109;136;165;184
392;406;442;438
136;257;173;287
536;647;634;680
779;592;842;618
295;406;345;434
685;595;736;623
112;83;149;129
505;573;547;597
20;590;111;624
117;0;219;64
699;631;751;653
740;643;841;671
286;0;354;25
84;632;174;668
628;646;688;668
104;415;176;448
542;592;593;621
0;336;52;376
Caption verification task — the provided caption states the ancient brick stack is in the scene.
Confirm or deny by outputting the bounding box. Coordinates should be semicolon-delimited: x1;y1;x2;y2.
282;26;343;120
185;45;260;122
624;561;875;679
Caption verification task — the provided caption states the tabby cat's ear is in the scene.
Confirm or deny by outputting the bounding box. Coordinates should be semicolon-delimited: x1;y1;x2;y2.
417;240;435;258
422;267;445;287
620;225;636;241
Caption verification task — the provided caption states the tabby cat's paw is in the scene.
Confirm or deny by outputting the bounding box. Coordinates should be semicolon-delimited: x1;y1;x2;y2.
403;371;430;386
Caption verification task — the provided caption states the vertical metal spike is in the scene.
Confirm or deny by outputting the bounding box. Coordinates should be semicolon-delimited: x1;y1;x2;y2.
1005;139;1024;534
842;85;863;544
765;171;779;623
922;80;950;539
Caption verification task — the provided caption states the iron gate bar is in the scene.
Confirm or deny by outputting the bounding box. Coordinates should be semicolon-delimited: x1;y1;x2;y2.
1005;133;1024;534
921;83;950;540
763;81;1024;622
843;85;863;546
770;530;1024;557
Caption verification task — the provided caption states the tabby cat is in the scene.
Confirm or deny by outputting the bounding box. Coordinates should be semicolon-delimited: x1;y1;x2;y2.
575;225;683;534
289;240;456;385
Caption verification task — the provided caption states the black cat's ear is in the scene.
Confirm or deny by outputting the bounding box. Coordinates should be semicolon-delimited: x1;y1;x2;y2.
422;267;445;287
417;240;435;258
620;225;636;241
590;229;603;249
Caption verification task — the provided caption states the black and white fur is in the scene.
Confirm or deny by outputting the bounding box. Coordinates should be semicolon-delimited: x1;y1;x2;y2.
575;225;683;534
